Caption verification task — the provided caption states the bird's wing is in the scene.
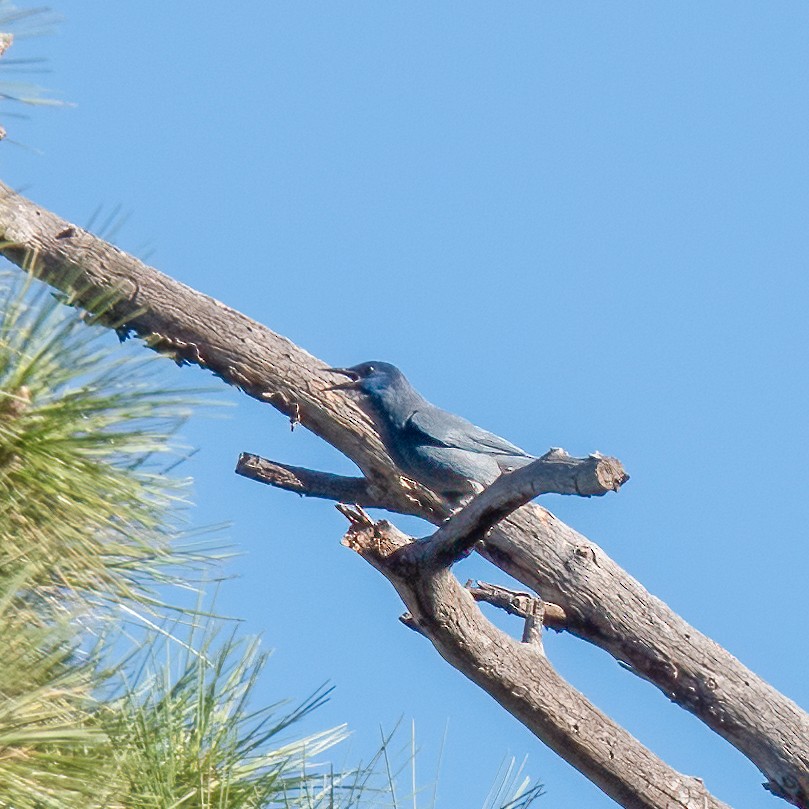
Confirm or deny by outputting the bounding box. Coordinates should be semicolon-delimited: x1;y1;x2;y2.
404;408;532;459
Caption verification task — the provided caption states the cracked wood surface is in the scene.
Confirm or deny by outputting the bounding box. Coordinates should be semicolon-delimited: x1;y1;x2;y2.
1;180;807;806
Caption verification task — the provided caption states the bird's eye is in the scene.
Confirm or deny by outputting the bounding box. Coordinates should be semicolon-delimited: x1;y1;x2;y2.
365;365;375;374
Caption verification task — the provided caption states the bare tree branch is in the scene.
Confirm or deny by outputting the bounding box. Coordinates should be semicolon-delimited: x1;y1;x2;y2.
423;449;628;567
466;580;552;648
235;453;396;510
341;509;731;809
466;580;568;631
1;181;807;806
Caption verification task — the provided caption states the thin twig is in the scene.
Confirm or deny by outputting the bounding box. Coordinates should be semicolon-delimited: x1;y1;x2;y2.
466;580;567;631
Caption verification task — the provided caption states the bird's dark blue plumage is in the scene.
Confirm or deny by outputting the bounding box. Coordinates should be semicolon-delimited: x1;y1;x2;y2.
327;361;535;501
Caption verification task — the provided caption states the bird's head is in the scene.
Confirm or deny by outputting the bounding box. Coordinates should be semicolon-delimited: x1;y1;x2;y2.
325;361;405;398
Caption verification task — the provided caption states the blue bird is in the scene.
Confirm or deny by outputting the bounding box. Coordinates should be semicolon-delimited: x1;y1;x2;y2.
327;361;536;501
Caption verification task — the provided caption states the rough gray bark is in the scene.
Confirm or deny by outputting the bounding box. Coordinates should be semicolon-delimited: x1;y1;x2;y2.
341;504;728;809
0;180;807;806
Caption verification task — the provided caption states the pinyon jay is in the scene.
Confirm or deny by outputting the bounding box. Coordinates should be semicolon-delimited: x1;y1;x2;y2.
327;361;535;501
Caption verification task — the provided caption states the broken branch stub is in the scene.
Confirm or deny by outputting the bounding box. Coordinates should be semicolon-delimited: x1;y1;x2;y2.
424;450;628;567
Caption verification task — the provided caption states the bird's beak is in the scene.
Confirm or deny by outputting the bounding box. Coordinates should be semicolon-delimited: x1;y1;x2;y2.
323;367;360;391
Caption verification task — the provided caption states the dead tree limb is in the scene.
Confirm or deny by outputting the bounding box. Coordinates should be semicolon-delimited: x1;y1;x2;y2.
341;505;729;809
0;180;807;806
235;453;397;511
423;449;628;566
465;580;568;632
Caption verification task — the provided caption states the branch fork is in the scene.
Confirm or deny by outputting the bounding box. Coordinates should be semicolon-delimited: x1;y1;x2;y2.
336;453;613;653
333;454;727;809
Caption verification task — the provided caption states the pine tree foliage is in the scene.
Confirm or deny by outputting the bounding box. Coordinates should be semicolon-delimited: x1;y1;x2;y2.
0;568;110;809
106;630;345;809
0;274;211;608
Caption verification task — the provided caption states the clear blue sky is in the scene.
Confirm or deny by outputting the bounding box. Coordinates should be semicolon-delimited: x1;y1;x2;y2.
4;2;808;806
